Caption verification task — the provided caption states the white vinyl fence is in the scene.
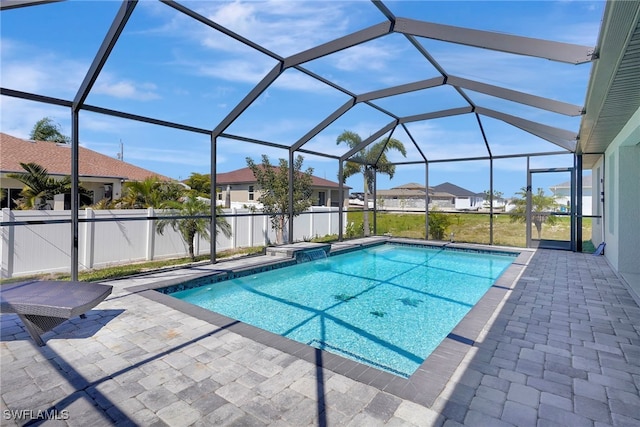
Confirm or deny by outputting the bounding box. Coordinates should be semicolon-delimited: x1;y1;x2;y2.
1;207;343;279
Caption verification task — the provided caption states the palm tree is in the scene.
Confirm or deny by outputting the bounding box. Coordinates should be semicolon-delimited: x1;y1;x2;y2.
156;195;232;261
7;162;91;209
509;187;559;239
118;177;163;208
30;117;70;144
117;176;183;209
336;130;406;236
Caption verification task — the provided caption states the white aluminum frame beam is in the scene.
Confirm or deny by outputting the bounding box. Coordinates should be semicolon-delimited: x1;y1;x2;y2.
394;18;595;64
399;106;473;124
357;77;444;102
477;107;577;151
283;22;392;68
448;76;583;116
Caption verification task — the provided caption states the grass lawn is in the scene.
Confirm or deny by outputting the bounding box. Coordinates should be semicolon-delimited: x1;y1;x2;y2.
347;211;594;252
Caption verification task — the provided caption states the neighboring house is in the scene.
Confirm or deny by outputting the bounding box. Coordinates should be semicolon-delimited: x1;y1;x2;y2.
0;132;170;209
549;174;593;216
432;182;484;211
215;166;349;208
377;183;431;210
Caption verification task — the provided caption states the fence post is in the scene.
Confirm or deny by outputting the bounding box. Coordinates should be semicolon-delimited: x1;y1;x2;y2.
1;208;14;279
231;208;237;249
309;206;314;240
146;207;155;261
263;212;268;246
343;211;347;235
82;208;95;270
248;210;254;248
328;207;333;236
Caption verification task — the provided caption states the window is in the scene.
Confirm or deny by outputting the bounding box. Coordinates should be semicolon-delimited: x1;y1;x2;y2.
248;185;254;201
217;187;222;201
1;188;21;209
318;191;326;206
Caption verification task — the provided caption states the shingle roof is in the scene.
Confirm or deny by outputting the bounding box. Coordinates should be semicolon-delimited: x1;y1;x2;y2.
392;182;426;190
0;133;170;181
216;166;347;189
432;182;477;197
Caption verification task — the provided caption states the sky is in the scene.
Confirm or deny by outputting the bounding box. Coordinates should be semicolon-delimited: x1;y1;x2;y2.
0;0;605;197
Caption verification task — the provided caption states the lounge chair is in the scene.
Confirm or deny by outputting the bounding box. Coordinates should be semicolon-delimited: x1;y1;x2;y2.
0;280;113;346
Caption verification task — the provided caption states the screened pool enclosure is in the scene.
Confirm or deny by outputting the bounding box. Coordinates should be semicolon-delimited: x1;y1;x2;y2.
1;1;611;280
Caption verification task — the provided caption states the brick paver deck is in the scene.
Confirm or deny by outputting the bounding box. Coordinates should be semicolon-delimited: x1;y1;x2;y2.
2;242;639;426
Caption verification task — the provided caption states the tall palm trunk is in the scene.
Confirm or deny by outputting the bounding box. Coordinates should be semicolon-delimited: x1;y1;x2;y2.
277;215;286;244
187;228;196;260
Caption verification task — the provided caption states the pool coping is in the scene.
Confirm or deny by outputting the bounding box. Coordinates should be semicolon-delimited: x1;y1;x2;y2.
128;238;533;407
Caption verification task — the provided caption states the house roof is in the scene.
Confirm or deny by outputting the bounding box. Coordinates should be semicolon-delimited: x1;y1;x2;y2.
216;166;347;189
432;182;478;197
550;174;593;190
392;182;427;190
0;133;170;182
430;191;456;199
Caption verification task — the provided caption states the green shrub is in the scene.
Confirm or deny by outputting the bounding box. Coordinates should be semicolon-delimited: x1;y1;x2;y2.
428;210;452;240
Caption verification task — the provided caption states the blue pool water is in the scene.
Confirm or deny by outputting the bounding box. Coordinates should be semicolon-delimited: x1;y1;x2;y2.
170;244;515;377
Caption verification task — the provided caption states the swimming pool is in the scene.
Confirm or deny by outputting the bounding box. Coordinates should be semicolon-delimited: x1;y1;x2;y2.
168;243;516;378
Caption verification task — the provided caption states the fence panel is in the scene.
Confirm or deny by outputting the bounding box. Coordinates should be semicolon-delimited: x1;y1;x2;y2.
91;209;150;267
1;207;343;278
3;210;72;277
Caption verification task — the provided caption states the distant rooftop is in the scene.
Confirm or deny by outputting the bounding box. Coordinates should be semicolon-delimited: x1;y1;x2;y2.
0;132;170;182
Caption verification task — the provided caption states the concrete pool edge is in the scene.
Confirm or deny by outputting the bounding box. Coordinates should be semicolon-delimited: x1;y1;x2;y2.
128;238;533;407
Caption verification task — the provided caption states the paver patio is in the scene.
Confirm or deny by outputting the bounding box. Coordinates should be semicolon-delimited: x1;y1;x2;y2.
1;241;639;426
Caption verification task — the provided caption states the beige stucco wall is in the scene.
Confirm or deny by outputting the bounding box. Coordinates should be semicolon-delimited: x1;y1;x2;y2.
1;175;124;207
217;184;348;207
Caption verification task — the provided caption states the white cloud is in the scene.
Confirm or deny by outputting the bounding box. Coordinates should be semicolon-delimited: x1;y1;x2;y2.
197;58;273;84
0;45;86;97
114;145;213;168
2;36;161;104
199;0;352;56
146;0;370;94
0;97;70;139
92;77;161;101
